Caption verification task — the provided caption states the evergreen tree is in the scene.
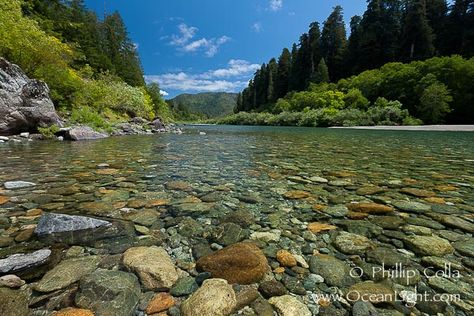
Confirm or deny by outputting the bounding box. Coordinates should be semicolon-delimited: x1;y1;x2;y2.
321;5;347;81
401;0;435;60
446;0;474;57
104;12;144;86
267;59;278;103
308;22;322;78
426;0;449;54
346;15;363;75
288;43;300;91
314;58;330;83
275;48;292;99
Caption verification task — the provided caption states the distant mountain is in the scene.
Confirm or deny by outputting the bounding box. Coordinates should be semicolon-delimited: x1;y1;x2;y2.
167;92;238;118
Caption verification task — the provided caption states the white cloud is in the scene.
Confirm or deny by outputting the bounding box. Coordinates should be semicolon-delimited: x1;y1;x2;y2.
145;60;260;93
269;0;283;11
170;23;198;46
168;23;230;57
252;22;262;33
160;90;169;96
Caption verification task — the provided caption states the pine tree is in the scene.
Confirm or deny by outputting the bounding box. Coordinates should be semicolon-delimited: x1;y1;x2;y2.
314;58;330;83
321;5;347;81
445;0;474;57
275;48;292;99
346;15;363;75
401;0;435;60
425;0;449;54
308;22;322;77
267;58;278;103
288;43;300;91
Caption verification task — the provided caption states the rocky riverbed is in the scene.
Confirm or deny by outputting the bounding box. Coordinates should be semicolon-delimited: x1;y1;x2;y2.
0;126;473;316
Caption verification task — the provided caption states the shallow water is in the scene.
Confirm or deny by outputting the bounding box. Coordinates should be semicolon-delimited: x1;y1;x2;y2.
1;125;474;314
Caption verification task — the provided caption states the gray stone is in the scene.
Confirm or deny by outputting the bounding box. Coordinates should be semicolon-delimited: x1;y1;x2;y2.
309;254;355;287
453;239;474;257
4;181;36;189
352;301;378;316
404;235;454;256
0;275;25;288
268;295;311;316
170;276;199;296
65;125;108;141
0;57;62;135
0;249;51;274
35;213;112;244
333;231;374;255
76;269;140;316
392;201;431;213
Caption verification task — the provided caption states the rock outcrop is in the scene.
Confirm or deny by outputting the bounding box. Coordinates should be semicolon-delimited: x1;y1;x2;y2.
0;58;62;135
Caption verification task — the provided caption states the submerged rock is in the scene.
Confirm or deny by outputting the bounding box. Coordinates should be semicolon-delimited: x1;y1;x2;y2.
0;57;62;135
3;181;36;190
309;254;355;287
35;213;113;244
75;269;140;316
181;278;236;316
0;249;51;274
404;235;454;256
196;242;269;284
0;287;29;316
333;231;374;255
34;256;101;292
122;246;178;290
347;202;394;214
268;295;311;316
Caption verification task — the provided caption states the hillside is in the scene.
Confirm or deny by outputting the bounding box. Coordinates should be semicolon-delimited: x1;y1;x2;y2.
168;92;238;119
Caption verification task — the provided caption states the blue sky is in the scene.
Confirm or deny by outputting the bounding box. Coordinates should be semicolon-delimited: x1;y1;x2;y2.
84;0;367;98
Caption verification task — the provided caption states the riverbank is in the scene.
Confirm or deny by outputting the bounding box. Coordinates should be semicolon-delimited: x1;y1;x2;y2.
331;125;474;132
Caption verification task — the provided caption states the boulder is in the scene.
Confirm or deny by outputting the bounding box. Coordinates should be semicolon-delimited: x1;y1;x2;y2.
62;126;108;141
75;269;140;316
0;57;62;135
0;249;51;274
196;242;269;285
122;246;178;290
35;213;114;245
181;278;236;316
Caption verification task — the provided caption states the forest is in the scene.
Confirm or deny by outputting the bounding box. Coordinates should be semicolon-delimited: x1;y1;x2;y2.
233;0;474;126
0;0;173;131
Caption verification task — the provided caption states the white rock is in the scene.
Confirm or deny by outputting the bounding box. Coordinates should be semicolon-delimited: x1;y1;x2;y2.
0;249;51;274
269;295;312;316
0;136;9;141
20;132;29;138
292;253;309;268
309;176;329;183
199;132;207;135
250;231;281;242
0;275;26;288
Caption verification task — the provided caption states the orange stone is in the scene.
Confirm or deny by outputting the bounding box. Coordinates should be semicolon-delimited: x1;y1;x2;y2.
276;250;297;267
312;204;326;211
146;292;176;314
424;197;446;204
283;190;311;199
26;209;43;216
0;196;9;205
400;188;436;198
274;267;285;274
96;168;118;175
347;203;394;214
307;222;337;234
147;199;170;207
434;185;458;192
347;212;369;220
53;308;94;316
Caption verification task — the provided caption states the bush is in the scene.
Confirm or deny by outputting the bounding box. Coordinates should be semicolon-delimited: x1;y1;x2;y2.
38;124;61;138
70;107;111;131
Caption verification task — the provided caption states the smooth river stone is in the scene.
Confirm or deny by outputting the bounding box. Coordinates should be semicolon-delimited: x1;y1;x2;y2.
404;235;454;256
122;246;178;290
392;201;431;213
268;295;311;316
3;181;36;189
75;269;140;316
0;249;51;274
347;202;394;214
34;256;101;292
181;278;236;316
333;231;374;255
196;242;269;285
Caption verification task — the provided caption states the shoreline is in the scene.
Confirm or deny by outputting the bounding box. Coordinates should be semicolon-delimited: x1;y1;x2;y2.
330;125;474;132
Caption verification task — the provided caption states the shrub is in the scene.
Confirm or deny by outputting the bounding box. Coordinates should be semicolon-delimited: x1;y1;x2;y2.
70;107;111;131
38;124;61;138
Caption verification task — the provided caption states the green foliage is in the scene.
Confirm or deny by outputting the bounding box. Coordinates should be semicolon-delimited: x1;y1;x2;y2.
343;88;370;109
168;93;238;119
70;107;111;131
418;82;452;123
38;124;60;138
146;83;173;123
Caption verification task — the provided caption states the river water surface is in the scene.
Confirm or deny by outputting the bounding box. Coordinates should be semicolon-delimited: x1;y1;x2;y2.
0;125;473;315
